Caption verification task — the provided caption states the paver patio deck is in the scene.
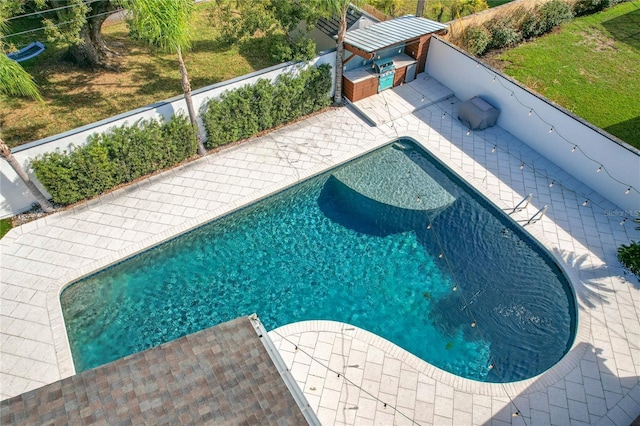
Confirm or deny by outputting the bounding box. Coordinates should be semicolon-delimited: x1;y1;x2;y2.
1;74;639;424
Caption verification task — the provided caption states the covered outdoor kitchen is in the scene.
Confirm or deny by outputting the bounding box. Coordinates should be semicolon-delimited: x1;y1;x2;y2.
341;16;448;102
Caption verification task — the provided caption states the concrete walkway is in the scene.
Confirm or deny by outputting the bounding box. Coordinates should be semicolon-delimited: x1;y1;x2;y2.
1;75;639;424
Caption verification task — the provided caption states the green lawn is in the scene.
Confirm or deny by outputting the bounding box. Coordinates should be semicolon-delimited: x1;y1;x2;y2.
0;3;278;148
486;0;514;7
0;218;12;239
494;2;640;149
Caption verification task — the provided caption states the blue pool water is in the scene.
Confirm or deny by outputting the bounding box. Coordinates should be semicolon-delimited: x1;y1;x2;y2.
61;139;576;382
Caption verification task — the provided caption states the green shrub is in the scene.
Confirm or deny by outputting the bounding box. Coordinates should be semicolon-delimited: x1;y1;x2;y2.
203;64;331;149
618;240;640;278
573;0;610;15
520;9;547;39
268;34;316;63
487;18;523;49
463;25;492;56
31;151;81;205
538;0;573;32
162;114;201;162
32;115;196;205
304;65;332;112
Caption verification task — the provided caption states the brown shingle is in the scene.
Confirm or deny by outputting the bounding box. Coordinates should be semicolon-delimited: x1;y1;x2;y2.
0;317;307;425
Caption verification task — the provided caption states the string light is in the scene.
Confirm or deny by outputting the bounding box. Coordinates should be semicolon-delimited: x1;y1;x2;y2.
273;329;418;424
375;66;617;425
621;218;627;225
460;113;636;213
483;134;635;216
472;58;638;199
466;129;471;136
596;165;602;173
398;162;526;420
403;67;636;425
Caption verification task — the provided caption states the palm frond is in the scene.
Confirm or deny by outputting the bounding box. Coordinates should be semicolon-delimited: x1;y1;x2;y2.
0;54;43;102
125;0;194;52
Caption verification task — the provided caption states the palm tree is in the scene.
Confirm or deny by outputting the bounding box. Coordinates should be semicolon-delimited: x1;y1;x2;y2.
123;0;207;155
318;0;351;105
0;17;54;213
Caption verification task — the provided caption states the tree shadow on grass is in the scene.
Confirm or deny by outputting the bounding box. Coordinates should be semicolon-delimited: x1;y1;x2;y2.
602;7;640;51
603;115;640;149
131;59;183;98
0;116;48;149
42;70;114;114
190;38;233;55
238;36;281;71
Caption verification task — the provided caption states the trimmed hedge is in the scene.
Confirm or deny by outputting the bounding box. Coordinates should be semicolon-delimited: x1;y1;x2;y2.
32;115;197;205
203;64;332;148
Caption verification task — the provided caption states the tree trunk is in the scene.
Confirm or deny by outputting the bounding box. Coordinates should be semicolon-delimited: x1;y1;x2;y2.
0;139;54;213
65;2;119;69
417;0;427;17
334;6;348;106
177;47;207;156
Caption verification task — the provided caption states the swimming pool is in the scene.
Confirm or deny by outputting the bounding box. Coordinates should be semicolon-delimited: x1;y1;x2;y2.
61;138;576;382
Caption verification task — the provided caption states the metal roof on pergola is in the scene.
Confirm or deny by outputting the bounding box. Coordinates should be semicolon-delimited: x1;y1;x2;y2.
343;16;447;58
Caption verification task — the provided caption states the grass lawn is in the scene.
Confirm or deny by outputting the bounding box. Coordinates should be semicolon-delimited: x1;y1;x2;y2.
490;2;640;149
0;3;278;148
0;218;12;239
486;0;514;7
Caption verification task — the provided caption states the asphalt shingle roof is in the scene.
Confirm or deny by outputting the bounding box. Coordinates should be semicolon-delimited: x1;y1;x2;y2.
0;317;307;425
